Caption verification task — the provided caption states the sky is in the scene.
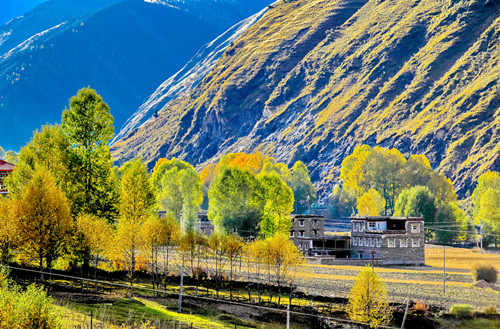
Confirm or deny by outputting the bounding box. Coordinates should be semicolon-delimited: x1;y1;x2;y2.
0;0;47;25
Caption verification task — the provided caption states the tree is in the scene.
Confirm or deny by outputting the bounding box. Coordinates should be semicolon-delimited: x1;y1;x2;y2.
179;230;207;293
152;158;203;231
139;215;173;290
108;220;142;291
346;267;392;328
262;234;305;305
340;145;372;196
5;125;75;209
179;168;204;232
4;151;18;164
61;87;117;218
428;172;457;203
434;203;460;244
472;172;500;210
159;215;181;291
208;167;263;237
0;146;4;160
403;154;433;187
394;186;437;241
258;172;294;238
261;161;292;185
119;158;156;224
12;168;73;274
327;185;357;219
365;147;406;214
290;161;316;214
75;214;112;284
114;158;156;289
208;232;228;297
224;234;243;300
0;198;15;264
476;188;500;247
357;189;385;216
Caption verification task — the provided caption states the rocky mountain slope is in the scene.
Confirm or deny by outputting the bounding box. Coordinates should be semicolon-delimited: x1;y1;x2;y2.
112;0;500;198
0;0;272;150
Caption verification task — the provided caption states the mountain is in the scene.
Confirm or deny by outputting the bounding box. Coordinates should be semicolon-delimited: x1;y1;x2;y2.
113;5;272;143
111;0;500;198
0;0;47;26
0;0;272;151
0;0;118;55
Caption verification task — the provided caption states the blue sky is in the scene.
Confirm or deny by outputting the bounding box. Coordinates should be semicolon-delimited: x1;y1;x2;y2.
0;0;47;25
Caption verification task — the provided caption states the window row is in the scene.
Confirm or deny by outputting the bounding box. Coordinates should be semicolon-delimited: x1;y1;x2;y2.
352;222;365;232
388;238;420;248
353;237;381;247
353;237;421;248
290;230;318;237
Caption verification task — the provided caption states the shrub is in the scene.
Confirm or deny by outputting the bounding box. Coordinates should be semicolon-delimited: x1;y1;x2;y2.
471;263;498;283
0;266;61;328
483;306;498;315
450;304;474;319
412;302;429;315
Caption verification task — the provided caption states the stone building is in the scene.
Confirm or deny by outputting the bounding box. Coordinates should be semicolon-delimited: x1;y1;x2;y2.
289;214;324;240
197;212;215;236
0;160;15;195
350;216;425;265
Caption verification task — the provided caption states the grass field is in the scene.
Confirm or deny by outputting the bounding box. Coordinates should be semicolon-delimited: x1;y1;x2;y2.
293;245;500;309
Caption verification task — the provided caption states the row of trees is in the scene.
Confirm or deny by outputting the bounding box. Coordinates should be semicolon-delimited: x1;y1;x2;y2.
0;88;307;300
329;145;499;246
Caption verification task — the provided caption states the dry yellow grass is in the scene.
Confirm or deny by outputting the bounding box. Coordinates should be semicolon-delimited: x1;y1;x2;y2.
425;246;500;271
302;272;469;287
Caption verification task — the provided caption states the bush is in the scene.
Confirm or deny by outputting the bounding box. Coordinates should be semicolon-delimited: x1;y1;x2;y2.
483;306;498;315
450;304;474;319
472;263;498;283
0;266;60;328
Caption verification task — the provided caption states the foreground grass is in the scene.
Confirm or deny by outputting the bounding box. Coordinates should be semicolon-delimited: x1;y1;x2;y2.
447;318;500;329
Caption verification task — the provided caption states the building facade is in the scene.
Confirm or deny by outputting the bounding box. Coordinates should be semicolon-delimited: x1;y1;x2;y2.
350;216;425;265
0;160;15;195
290;214;324;240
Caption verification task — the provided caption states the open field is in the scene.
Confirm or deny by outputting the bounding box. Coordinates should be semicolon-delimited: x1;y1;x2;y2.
293;245;500;308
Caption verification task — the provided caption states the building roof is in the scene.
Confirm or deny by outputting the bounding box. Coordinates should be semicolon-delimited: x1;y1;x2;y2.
0;160;15;172
350;216;424;221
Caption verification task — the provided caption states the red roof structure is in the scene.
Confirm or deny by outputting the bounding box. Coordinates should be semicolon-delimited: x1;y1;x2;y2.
0;160;15;172
0;160;15;193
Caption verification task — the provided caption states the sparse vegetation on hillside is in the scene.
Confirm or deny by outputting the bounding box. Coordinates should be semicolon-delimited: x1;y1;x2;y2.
112;0;500;199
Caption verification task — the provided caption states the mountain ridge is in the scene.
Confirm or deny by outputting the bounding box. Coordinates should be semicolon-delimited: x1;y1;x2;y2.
0;0;272;151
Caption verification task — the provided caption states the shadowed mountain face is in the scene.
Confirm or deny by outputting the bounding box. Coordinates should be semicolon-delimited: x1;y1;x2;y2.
0;0;272;150
112;0;500;198
113;5;273;143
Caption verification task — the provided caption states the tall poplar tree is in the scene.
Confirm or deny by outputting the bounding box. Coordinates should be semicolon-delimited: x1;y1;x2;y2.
62;87;118;219
290;161;316;214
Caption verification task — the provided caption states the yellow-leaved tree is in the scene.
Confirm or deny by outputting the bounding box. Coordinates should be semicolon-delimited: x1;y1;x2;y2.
346;267;392;328
110;158;155;290
12;167;73;275
0;197;16;264
75;214;112;285
139;215;179;291
262;233;306;306
357;189;386;216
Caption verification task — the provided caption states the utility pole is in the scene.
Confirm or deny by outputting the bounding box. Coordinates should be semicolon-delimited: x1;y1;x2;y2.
443;246;446;294
286;303;290;329
400;298;410;329
178;252;185;313
480;224;484;254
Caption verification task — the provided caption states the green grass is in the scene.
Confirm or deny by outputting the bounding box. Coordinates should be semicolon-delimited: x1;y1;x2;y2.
58;296;274;328
447;318;500;329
